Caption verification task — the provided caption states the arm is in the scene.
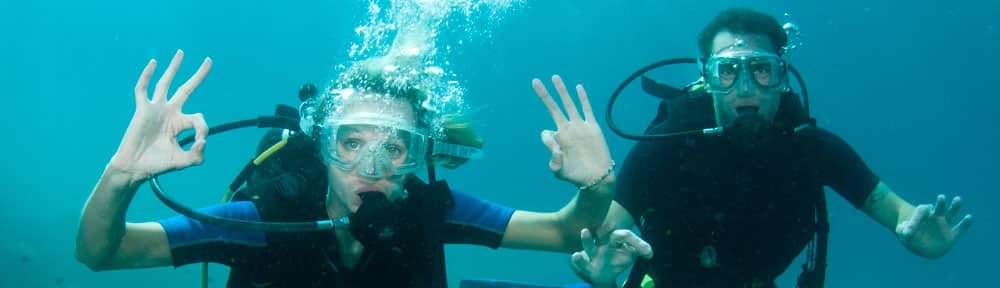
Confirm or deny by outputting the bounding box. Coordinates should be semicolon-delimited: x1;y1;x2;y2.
75;50;212;271
500;75;617;252
810;128;973;259
501;178;615;252
861;182;916;231
75;165;173;271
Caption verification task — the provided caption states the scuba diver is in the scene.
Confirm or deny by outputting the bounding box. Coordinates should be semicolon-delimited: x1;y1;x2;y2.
566;7;974;288
73;50;652;287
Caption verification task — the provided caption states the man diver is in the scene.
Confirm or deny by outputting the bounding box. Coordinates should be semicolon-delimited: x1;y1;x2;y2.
569;7;974;288
74;50;652;287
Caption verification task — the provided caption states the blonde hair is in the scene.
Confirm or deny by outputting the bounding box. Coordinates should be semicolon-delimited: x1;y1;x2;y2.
430;114;483;169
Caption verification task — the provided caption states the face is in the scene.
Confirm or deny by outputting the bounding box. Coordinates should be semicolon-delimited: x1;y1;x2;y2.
325;96;418;217
708;31;784;127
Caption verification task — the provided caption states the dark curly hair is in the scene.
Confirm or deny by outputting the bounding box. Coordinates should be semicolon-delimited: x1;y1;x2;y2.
697;7;788;58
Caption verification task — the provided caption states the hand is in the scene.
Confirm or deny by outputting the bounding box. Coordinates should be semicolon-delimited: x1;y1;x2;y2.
531;75;614;188
109;50;213;185
570;229;653;287
896;194;973;259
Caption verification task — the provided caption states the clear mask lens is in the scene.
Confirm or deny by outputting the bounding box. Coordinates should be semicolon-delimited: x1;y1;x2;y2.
705;53;785;94
321;117;427;177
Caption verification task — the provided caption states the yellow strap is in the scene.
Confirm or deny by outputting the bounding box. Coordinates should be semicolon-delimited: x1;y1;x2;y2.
641;274;655;288
201;263;208;288
221;189;235;203
253;137;289;165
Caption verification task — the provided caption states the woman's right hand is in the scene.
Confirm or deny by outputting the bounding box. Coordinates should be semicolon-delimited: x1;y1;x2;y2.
109;50;212;185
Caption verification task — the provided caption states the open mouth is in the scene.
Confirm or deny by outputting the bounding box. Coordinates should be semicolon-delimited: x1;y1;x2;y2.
355;186;383;204
735;105;759;116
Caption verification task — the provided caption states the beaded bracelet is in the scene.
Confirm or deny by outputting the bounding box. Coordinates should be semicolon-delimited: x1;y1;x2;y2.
578;160;616;192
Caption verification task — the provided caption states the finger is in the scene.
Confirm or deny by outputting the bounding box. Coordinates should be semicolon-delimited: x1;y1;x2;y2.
532;78;567;128
552;75;582;122
183;113;209;166
951;214;973;236
615;230;654;259
580;228;598;257
577;84;595;122
608;230;636;253
571;252;591;273
153;50;185;103
170;57;213;108
932;194;947;217
945;196;962;222
134;59;157;106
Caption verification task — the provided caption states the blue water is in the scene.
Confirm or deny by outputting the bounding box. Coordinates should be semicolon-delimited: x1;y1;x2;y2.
1;0;996;287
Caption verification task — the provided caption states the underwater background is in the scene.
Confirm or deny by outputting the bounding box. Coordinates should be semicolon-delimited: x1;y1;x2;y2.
1;0;996;287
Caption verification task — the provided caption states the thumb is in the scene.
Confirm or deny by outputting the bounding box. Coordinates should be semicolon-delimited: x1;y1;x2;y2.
541;130;563;172
897;205;930;239
541;130;561;153
569;252;592;283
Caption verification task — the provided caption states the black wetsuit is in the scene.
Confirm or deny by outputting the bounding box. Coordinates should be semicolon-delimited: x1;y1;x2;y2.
156;130;516;288
617;96;879;287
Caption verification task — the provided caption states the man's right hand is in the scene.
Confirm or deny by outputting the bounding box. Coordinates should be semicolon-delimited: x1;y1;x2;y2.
109;50;212;185
570;228;653;288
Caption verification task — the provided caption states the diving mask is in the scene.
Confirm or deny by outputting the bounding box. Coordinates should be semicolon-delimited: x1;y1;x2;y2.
320;112;428;177
703;50;787;94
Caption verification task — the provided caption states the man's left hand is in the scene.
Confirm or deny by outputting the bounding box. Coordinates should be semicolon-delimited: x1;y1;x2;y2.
896;194;973;259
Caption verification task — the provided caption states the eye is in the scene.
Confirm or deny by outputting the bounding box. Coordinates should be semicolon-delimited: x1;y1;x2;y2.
750;63;772;76
749;62;774;85
343;138;362;150
382;142;407;160
718;63;738;79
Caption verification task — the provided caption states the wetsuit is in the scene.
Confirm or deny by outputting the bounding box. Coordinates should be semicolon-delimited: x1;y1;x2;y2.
157;188;514;288
617;94;879;287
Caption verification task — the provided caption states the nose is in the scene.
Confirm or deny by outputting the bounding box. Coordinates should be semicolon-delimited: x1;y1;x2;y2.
737;77;753;98
359;156;383;178
356;146;385;178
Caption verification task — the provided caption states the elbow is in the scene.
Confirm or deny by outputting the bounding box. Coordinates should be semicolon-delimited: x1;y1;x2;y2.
74;244;112;272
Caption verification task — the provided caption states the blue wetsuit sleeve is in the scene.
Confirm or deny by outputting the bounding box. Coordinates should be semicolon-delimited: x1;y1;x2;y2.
156;201;268;267
441;189;515;248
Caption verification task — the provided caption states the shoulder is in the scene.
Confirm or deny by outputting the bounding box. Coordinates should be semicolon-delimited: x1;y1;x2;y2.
788;126;868;162
792;126;850;146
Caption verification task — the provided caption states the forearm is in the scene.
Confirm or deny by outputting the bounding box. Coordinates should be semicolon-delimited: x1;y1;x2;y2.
558;174;616;246
75;164;143;270
862;181;916;232
502;175;617;252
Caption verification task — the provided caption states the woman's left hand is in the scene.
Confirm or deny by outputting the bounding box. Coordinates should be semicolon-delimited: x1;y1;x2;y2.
531;75;614;189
